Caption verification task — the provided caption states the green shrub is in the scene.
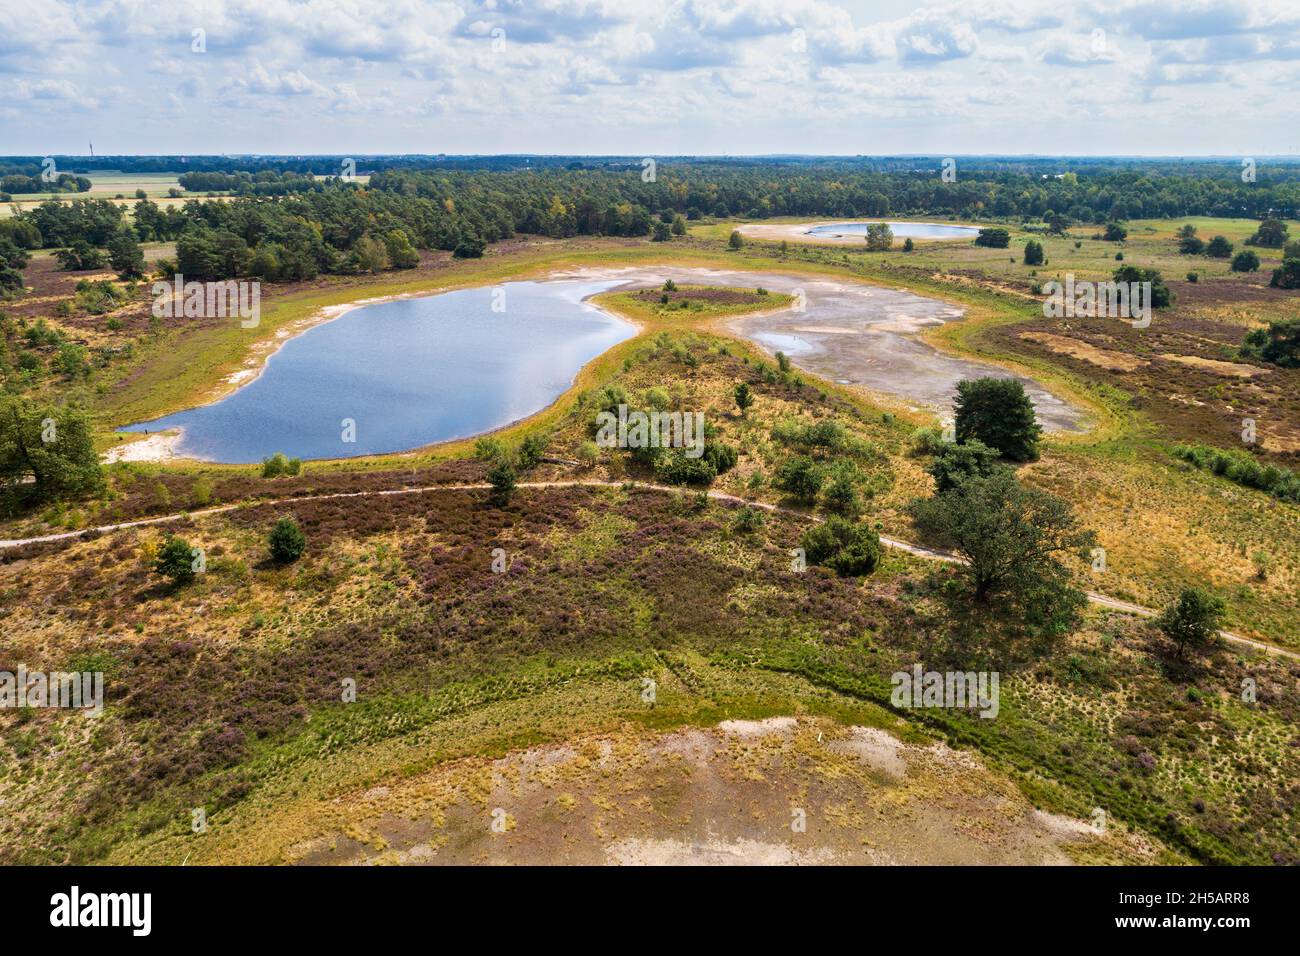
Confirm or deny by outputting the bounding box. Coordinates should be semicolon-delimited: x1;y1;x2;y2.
1206;235;1234;258
654;451;717;486
1230;250;1260;272
1269;258;1300;289
487;460;517;504
474;437;504;462
822;474;861;517
191;477;214;508
153;534;198;585
954;378;1041;462
800;517;882;577
731;506;766;534
928;439;1004;493
261;452;301;478
517;434;547;470
1156;587;1225;659
703;441;738;475
774;455;824;502
1172;443;1300;502
268;517;306;564
1113;265;1173;307
733;381;754;415
909;426;948;456
973;228;1010;248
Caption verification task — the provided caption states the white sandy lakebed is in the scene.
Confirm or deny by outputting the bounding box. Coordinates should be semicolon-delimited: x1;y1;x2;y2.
104;430;183;463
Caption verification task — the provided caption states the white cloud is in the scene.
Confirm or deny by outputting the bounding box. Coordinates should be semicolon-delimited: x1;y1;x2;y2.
3;0;1299;154
894;11;979;64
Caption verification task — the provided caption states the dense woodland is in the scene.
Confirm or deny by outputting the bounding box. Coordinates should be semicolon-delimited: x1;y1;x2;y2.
4;159;1300;289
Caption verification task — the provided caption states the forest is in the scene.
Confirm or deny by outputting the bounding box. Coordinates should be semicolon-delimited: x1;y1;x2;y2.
3;159;1300;289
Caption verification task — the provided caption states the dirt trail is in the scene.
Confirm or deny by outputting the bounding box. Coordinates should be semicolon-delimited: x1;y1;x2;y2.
4;479;1292;661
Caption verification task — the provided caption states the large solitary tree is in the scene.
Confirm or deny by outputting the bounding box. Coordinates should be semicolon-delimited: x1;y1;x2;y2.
0;398;104;513
1247;219;1288;248
953;377;1041;462
909;469;1094;637
865;222;893;251
1156;587;1225;659
910;470;1093;600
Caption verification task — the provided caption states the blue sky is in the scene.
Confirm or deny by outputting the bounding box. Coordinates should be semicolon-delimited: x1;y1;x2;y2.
3;0;1299;156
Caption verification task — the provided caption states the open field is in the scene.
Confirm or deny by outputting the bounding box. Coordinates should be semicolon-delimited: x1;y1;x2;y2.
1;170;231;218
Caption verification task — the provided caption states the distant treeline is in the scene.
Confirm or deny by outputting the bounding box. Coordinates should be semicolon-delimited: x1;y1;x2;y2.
3;162;1300;288
375;164;1300;223
7;153;1300;179
1;163;91;196
177;170;322;196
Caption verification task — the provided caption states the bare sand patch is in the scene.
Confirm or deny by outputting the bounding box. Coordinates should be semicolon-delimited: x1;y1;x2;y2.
826;725;908;779
103;430;182;463
606;836;841;865
717;716;799;738
288;717;1166;866
1157;354;1270;378
1020;332;1149;372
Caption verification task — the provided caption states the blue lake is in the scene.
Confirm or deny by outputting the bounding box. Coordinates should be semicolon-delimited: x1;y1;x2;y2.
807;221;980;239
123;279;635;463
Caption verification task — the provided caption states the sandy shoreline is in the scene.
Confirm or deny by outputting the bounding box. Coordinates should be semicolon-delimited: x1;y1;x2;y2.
104;430;184;464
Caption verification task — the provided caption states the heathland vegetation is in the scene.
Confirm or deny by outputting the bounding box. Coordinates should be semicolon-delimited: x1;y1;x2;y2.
0;155;1297;866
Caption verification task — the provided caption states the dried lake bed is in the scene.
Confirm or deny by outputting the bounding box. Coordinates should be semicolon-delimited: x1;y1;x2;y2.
557;265;1085;433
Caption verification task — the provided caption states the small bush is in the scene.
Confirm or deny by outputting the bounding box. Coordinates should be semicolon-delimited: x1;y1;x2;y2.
1230;250;1260;273
800;517;882;577
774;456;824;502
191;477;214;508
268;517;306;564
731;506;766;535
261;452;301;478
517;434;547;471
487;460;517;504
153;534;197;586
1156;587;1225;659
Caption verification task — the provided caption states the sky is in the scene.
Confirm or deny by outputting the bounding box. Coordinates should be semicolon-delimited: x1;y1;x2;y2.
2;0;1299;157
